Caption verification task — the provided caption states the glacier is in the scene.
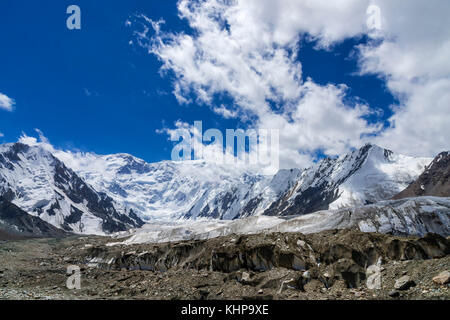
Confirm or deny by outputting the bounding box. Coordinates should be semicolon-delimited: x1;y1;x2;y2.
110;197;450;245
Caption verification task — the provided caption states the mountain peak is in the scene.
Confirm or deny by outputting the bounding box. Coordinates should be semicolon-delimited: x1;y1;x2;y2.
359;142;392;155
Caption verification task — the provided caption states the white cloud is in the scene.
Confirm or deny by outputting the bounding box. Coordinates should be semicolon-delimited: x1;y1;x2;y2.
357;0;450;156
18;134;38;146
135;0;450;168
0;92;15;111
18;129;56;154
0;132;4;138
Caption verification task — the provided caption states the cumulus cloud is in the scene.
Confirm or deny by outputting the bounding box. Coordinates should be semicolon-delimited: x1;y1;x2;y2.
0;132;4;138
134;0;450;168
0;92;15;111
357;0;450;156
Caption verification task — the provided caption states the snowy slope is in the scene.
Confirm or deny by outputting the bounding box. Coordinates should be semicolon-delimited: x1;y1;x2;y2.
0;143;143;234
54;150;266;220
111;197;450;245
329;146;432;209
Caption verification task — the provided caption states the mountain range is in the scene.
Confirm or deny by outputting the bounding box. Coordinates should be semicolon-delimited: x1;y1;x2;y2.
0;138;448;237
54;143;431;221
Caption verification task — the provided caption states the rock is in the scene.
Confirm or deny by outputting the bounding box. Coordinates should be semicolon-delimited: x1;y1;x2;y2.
242;295;273;301
389;290;400;298
278;278;297;294
297;240;306;250
394;276;416;291
302;271;311;280
239;271;252;284
432;271;450;285
197;289;209;300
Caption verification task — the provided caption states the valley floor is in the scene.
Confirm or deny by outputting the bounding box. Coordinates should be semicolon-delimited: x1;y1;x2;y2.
0;230;449;300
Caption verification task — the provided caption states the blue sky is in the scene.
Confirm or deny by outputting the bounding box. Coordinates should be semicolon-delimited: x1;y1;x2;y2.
1;0;448;167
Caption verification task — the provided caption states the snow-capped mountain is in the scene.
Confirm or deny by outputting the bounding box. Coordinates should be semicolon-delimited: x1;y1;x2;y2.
261;144;432;217
0;143;144;235
394;151;450;199
0;137;434;236
55;143;431;221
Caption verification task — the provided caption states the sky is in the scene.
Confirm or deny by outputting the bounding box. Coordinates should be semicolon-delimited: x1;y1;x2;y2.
0;0;449;169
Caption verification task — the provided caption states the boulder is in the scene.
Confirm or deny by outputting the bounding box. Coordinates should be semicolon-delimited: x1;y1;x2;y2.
388;290;400;298
394;275;415;290
241;272;251;284
432;271;450;285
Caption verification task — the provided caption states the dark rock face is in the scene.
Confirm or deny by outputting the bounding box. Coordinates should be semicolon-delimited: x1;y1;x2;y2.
394;151;450;199
264;185;339;216
0;197;67;239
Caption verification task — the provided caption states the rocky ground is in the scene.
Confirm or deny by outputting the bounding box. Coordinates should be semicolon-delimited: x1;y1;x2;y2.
0;229;449;300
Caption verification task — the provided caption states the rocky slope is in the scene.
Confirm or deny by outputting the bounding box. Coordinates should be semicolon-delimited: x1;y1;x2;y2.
0;197;67;240
0;230;448;300
0;143;144;235
394;151;450;199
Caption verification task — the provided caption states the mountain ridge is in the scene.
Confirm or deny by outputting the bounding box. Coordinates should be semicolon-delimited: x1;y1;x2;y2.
53;142;432;220
0;139;439;236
